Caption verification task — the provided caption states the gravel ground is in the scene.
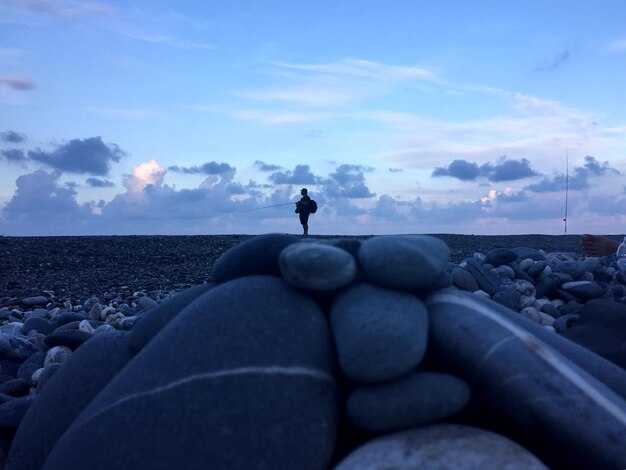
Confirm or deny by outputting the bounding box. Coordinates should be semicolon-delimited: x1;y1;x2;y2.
0;234;617;303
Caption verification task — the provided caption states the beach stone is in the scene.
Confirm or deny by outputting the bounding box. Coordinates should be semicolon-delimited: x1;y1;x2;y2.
53;312;88;328
21;296;48;306
519;306;542;324
322;238;362;257
535;275;559;298
126;283;214;352
37;363;63;392
451;267;479;292
426;289;626;468
279;242;357;291
0;322;23;336
44;329;92;350
330;282;428;382
358;235;450;290
581;257;602;273
513;266;535;283
559;299;626;369
42;276;338;470
528;260;548;279
136;296;159;313
492;265;515;281
553;314;579;333
561;281;604;301
492;290;519;311
44;346;72;367
211;233;299;283
0;360;21;377
7;331;136;470
334;424;548;469
540;303;561;319
22;316;53;335
88;303;102;321
0;334;38;361
0;396;35;429
0;378;30;397
594;267;615;283
512;246;546;261
555;260;586;278
347;372;471;432
464;258;501;295
16;351;45;381
485;248;518;266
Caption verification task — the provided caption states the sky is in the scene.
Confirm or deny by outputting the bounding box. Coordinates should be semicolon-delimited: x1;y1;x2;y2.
1;0;626;236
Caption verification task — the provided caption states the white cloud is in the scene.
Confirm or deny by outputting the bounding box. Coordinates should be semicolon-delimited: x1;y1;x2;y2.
606;39;626;53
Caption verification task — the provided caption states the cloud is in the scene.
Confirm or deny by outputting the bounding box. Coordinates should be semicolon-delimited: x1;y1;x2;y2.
86;177;114;188
0;76;35;90
168;161;236;175
480;157;540;182
269;164;319;185
325;164;376;198
432;159;480;180
606;39;626;53
118;31;215;50
28;136;125;175
8;0;112;19
525;156;619;193
388;168;403;173
254;160;282;172
1;148;27;163
123;159;166;194
1;170;93;232
432;157;539;182
1;130;27;142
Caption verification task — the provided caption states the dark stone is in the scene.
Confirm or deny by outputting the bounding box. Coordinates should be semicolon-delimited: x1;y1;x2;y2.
323;238;362;257
552;314;579;333
16;351;45;381
555;288;581;303
21;296;48;306
512;267;534;283
0;360;21;377
561;281;604;301
558;301;584;316
0;396;34;429
451;267;479;292
511;247;546;261
527;261;548;279
358;235;450;290
485;248;518;267
540;303;561;319
22;317;53;335
43;329;92;350
594;268;615;283
425;289;626;469
42;276;338;470
37;364;62;392
347;371;471;432
555;261;586;279
535;275;558;298
211;233;299;283
492;290;519;312
464;258;501;296
560;299;626;369
0;379;30;397
331;282;428;382
126;283;214;353
52;312;89;328
6;332;135;470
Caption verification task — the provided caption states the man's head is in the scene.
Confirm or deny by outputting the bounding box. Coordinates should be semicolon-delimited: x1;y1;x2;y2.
301;188;308;195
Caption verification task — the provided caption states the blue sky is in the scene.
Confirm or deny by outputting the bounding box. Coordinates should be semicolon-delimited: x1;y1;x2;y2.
1;0;626;236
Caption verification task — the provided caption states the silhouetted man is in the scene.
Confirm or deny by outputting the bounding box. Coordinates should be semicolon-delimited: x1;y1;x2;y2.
295;188;311;237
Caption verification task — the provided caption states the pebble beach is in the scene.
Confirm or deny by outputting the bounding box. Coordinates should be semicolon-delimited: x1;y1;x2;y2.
1;233;626;469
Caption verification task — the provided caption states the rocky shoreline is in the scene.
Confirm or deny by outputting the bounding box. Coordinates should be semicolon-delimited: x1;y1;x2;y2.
2;233;626;468
0;234;598;303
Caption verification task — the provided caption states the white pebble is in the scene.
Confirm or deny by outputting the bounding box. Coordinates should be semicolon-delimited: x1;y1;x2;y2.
44;345;72;367
473;290;491;299
79;319;95;334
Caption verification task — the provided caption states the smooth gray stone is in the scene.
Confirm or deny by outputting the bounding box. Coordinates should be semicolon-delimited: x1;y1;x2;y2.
492;290;519;311
211;233;299;283
22;317;53;335
485;248;518;266
334;424;548;470
126;283;214;353
512;266;534;283
135;296;159;313
554;260;585;279
21;296;47;306
358;235;450;290
43;276;338;470
0;322;22;336
425;289;626;469
16;351;45;381
347;371;470;432
512;247;546;261
464;258;501;296
0;396;34;429
0;334;38;361
6;332;135;470
561;281;604;301
322;238;362;257
0;378;29;397
528;260;548;279
331;283;428;382
552;314;579;333
43;329;92;350
279;242;357;291
52;312;88;328
595;267;615;283
540;303;561;319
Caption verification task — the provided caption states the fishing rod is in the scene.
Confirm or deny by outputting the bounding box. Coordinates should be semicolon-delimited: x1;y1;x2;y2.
240;202;295;213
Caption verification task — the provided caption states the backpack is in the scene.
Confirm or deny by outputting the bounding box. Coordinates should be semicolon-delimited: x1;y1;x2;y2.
309;199;318;213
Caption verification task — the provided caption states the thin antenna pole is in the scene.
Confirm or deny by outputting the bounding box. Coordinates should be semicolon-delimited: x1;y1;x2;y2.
564;144;569;235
